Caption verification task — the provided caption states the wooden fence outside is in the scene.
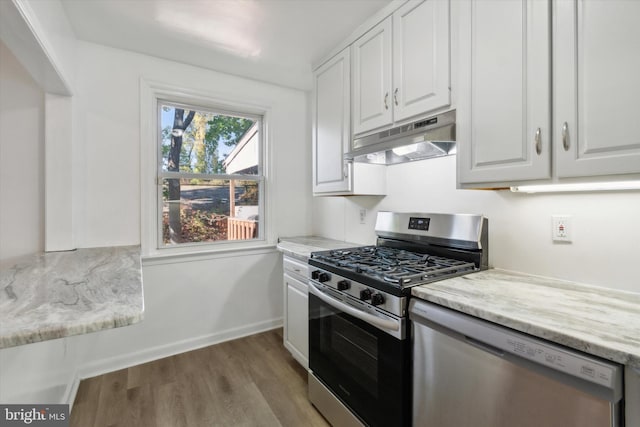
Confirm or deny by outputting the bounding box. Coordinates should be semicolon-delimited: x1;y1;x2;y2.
227;217;258;240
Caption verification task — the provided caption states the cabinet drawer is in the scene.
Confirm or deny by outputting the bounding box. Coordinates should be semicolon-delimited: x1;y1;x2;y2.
283;256;309;279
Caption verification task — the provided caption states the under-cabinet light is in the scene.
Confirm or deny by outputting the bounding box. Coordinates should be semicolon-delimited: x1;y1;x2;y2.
510;181;640;193
392;143;419;156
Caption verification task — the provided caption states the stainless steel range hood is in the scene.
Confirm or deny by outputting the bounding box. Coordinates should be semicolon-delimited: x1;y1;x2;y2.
345;110;456;165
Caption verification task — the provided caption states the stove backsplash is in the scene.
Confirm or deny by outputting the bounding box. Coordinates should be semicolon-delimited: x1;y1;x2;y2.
311;156;640;293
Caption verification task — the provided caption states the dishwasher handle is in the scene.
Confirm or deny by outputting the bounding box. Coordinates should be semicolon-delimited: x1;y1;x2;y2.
464;335;505;358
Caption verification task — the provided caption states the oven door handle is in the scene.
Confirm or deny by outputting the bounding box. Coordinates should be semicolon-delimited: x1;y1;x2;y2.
309;282;400;332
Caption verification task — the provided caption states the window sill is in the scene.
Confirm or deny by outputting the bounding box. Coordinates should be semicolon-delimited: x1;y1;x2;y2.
141;242;278;266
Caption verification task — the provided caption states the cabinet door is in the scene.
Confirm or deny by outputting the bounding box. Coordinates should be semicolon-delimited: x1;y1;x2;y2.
352;17;393;135
457;0;551;186
554;0;640;178
284;273;308;368
313;49;351;193
393;0;450;122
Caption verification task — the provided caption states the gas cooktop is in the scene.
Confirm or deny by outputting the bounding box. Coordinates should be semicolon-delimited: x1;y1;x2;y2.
310;245;478;291
309;212;488;298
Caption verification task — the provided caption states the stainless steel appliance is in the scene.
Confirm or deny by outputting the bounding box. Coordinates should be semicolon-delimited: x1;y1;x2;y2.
308;212;488;427
345;110;456;165
410;300;624;427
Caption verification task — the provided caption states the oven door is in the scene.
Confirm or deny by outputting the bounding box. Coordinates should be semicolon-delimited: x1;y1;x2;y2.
308;285;411;427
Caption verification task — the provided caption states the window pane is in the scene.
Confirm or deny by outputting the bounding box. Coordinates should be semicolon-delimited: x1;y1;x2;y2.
162;178;260;245
160;103;258;175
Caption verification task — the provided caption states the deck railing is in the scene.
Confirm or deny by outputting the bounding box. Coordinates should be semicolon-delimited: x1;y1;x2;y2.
227;217;257;240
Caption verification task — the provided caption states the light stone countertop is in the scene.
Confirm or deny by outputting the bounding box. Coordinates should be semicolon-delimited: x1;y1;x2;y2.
412;269;640;369
0;246;143;348
277;236;361;261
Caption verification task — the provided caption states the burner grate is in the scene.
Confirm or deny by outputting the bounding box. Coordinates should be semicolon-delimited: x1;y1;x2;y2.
312;246;477;288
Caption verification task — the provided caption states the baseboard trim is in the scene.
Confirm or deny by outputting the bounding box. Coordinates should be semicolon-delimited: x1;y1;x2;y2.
63;372;80;409
77;317;283;382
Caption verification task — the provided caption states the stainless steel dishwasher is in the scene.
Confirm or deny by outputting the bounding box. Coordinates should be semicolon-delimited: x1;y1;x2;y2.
410;300;624;427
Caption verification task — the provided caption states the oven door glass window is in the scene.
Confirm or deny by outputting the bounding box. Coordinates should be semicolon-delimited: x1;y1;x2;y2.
309;293;410;427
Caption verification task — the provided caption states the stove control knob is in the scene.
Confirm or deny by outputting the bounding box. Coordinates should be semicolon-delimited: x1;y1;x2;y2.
360;289;372;301
337;280;351;291
318;272;331;283
371;293;385;306
311;270;321;280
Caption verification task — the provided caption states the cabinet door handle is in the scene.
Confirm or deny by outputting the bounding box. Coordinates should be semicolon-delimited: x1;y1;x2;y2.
562;122;570;151
343;163;349;178
534;128;542;155
384;92;389;110
394;88;399;106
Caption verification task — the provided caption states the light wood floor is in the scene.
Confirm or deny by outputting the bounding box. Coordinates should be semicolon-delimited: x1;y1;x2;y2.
70;329;330;427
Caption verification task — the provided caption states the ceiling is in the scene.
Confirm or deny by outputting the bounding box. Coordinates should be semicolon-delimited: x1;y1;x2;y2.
60;0;393;90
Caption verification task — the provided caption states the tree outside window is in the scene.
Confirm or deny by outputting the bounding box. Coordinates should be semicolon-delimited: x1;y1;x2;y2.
158;101;262;247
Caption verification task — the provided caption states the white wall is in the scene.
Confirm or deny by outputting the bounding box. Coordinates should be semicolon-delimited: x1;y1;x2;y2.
0;39;78;405
313;155;640;293
77;250;284;376
0;40;44;260
19;0;76;91
1;40;312;405
0;337;81;404
72;40;311;248
66;36;311;388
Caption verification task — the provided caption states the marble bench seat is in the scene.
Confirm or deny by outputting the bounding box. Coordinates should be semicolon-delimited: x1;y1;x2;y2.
0;246;143;349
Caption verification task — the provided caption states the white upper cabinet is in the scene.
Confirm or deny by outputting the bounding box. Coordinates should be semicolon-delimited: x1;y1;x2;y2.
553;0;640;178
352;17;393;135
458;0;640;187
393;0;450;122
352;0;451;136
312;48;387;195
313;48;351;193
457;0;551;185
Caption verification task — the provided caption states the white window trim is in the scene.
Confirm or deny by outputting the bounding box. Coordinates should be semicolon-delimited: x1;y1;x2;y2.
140;77;276;258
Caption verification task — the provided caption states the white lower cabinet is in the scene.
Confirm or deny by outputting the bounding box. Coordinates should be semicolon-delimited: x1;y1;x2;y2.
283;256;309;369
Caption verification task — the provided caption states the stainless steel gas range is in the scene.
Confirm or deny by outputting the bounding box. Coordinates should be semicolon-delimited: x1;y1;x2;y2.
307;211;488;427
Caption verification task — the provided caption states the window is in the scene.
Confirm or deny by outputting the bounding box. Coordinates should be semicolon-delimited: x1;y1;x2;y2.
157;100;263;248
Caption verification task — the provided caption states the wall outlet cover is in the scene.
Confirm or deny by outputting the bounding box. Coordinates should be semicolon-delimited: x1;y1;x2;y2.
359;209;367;224
552;215;572;243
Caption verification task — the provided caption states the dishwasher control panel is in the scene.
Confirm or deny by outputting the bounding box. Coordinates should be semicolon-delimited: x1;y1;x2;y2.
504;337;615;388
